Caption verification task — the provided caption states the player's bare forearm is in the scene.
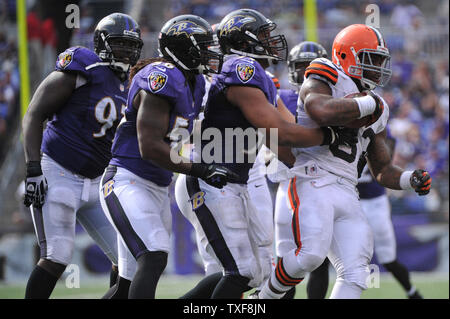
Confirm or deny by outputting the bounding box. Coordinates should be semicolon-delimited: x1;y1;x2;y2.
22;116;45;162
22;71;76;162
279;123;324;147
227;85;324;148
300;78;361;126
276;97;295;123
367;130;403;190
373;164;404;190
136;91;193;175
140;138;193;175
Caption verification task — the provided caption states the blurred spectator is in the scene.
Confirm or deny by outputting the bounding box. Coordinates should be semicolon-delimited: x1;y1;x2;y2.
26;7;43;94
390;0;424;30
40;17;58;78
0;3;19;163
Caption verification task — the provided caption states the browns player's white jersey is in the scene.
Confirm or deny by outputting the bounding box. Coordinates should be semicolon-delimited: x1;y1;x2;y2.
291;57;389;185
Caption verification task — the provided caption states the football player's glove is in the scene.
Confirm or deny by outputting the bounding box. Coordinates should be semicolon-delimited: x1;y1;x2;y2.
189;163;241;188
321;126;358;148
410;169;432;196
24;161;48;208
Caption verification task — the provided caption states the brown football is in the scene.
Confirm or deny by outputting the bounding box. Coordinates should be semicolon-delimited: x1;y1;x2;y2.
344;92;371;128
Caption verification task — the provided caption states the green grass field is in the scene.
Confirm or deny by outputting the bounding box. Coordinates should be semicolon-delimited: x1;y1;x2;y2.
0;272;448;299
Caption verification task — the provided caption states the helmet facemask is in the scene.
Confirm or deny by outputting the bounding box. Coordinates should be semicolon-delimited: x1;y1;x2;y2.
98;33;143;73
189;35;224;74
163;34;223;75
348;48;392;90
229;22;288;61
255;22;288;61
288;60;312;86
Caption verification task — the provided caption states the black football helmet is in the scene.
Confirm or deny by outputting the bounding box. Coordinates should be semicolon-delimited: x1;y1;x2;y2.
288;41;327;85
159;15;223;74
93;13;143;75
217;8;288;61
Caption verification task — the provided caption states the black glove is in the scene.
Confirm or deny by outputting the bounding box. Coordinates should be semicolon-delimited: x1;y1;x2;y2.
321;126;358;147
189;163;241;189
410;169;432;196
367;91;384;125
24;161;48;208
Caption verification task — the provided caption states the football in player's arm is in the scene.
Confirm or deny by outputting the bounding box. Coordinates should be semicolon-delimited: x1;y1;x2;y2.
300;76;431;195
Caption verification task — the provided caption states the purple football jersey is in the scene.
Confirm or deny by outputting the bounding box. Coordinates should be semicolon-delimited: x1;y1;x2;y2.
110;61;204;186
279;88;298;117
41;46;128;178
201;55;278;183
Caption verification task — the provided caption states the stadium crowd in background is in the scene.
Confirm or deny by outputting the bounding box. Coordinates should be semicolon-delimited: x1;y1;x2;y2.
0;1;19;165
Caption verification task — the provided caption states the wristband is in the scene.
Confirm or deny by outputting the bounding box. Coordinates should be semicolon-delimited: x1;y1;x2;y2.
26;161;43;177
354;95;376;118
399;171;414;190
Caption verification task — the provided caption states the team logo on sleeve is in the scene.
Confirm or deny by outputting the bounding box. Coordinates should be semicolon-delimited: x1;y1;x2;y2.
148;71;168;93
236;62;255;83
57;51;73;69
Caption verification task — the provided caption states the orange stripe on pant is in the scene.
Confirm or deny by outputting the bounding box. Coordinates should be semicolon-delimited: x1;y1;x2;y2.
288;177;302;256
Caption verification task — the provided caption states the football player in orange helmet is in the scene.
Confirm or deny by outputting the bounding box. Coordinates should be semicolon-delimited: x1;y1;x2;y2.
332;24;392;90
258;24;432;299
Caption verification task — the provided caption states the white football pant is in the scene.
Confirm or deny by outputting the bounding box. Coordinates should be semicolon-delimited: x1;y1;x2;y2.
31;154;118;268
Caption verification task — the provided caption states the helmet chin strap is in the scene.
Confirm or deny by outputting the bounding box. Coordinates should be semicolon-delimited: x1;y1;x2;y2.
165;47;191;72
110;61;130;72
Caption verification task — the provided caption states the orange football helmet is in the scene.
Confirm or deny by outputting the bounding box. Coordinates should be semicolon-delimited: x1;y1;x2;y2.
332;24;392;90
